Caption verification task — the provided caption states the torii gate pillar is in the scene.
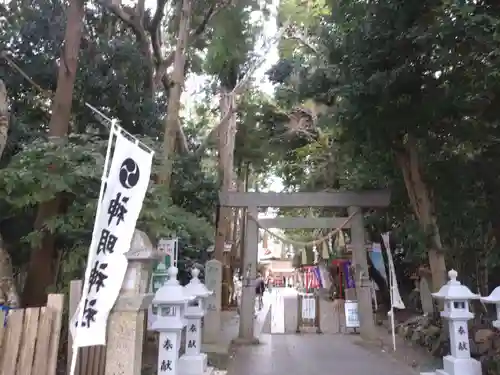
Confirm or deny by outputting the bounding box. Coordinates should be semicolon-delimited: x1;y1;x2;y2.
233;206;259;344
219;190;390;344
348;206;376;341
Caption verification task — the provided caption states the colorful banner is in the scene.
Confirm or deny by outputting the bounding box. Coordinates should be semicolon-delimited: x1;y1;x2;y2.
312;266;323;288
70;125;153;348
303;266;320;290
343;261;355;288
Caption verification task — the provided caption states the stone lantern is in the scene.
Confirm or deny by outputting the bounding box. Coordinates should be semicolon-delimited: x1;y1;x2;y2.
105;229;158;375
180;268;213;375
421;270;481;375
148;262;169;330
122;230;158;296
152;266;195;375
480;286;500;329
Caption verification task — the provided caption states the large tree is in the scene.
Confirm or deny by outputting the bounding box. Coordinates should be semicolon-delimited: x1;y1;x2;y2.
269;0;500;291
0;0;221;306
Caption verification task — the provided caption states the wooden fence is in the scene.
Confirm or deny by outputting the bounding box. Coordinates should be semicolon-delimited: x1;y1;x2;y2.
67;280;106;375
0;293;64;375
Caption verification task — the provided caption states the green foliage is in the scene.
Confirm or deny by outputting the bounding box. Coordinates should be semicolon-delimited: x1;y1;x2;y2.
204;1;262;88
234;89;290;174
0;135;215;278
0;0;228;291
266;0;500;287
277;0;328;58
0;0;163;135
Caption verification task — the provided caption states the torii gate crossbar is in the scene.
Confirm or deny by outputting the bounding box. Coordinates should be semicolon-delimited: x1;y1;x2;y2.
219;189;391;344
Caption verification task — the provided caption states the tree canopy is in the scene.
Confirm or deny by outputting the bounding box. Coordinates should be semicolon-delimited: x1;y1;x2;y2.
2;0;500;316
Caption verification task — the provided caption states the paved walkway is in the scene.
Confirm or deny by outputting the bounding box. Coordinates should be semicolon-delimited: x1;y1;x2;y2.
227;333;417;375
227;288;418;375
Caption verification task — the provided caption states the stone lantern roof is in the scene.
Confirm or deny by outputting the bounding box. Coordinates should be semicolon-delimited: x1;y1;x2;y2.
481;285;500;304
153;267;194;305
184;268;212;299
432;270;479;301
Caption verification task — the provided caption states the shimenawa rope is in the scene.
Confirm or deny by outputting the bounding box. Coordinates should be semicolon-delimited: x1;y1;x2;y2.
247;211;357;248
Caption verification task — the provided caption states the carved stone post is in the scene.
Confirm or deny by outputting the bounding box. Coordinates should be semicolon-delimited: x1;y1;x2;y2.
348;206;376;341
203;259;222;344
105;230;157;375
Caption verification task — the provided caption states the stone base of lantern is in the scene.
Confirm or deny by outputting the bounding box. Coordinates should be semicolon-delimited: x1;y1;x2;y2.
179;353;209;375
420;355;481;375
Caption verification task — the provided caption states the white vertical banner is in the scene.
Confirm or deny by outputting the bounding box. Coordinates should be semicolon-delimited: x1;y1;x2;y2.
382;232;405;309
70;126;153;348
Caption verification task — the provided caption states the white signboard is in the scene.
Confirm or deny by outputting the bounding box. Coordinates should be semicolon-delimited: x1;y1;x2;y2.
158;238;178;263
301;293;316;320
70;127;153;348
344;300;360;328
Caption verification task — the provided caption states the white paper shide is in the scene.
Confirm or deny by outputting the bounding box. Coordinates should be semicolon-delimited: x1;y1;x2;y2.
71;128;153;348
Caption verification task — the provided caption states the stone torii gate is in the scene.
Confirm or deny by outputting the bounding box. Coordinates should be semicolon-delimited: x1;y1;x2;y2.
218;190;391;343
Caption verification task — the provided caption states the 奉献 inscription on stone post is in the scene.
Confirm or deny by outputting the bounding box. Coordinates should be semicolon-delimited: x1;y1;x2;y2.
203;259;222;343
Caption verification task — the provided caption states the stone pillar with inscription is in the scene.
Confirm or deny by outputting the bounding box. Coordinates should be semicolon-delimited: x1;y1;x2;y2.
203;259;222;344
421;270;481;375
153;266;194;375
105;229;157;375
180;268;213;375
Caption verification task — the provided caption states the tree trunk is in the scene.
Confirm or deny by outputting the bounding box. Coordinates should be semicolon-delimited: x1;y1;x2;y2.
395;135;447;291
215;88;237;310
0;79;20;308
228;166;245;307
0;79;9;158
21;0;85;307
158;0;192;186
239;163;250;276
